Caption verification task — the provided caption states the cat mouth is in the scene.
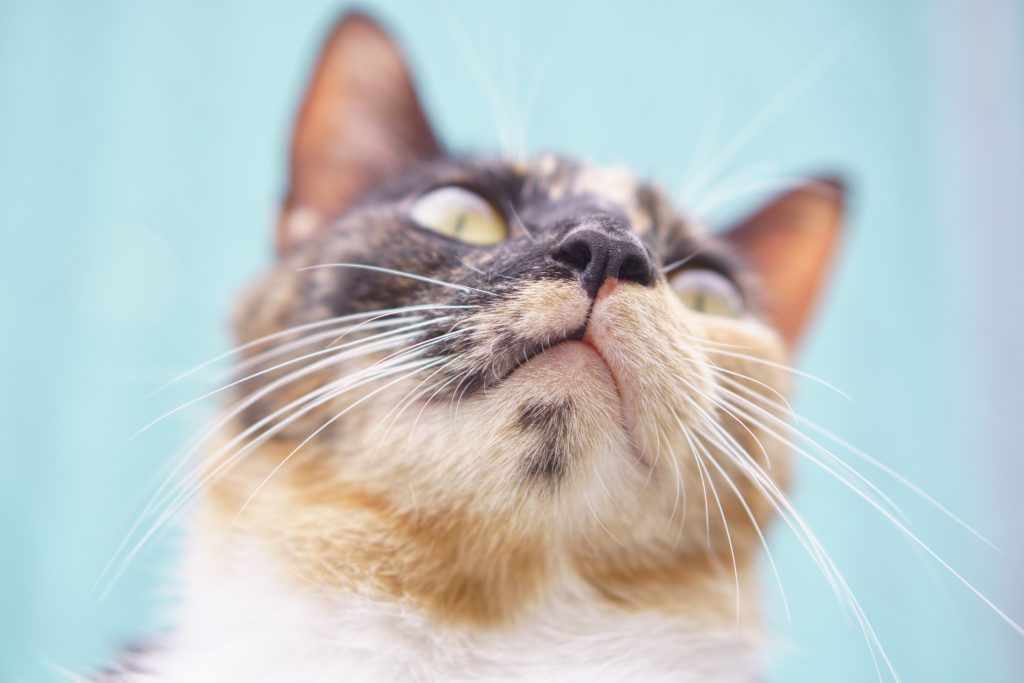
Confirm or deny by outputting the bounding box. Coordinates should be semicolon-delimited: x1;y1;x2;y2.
496;322;590;382
500;322;631;417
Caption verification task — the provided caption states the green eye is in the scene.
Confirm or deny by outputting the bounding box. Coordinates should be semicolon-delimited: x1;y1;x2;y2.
670;269;744;317
410;186;508;245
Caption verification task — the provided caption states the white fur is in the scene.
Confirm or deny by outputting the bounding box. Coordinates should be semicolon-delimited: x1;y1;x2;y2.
146;535;761;683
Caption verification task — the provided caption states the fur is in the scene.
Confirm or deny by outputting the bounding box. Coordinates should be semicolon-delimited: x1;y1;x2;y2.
89;12;845;682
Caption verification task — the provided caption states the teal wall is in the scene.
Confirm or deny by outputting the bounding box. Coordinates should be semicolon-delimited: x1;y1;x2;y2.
2;1;1022;681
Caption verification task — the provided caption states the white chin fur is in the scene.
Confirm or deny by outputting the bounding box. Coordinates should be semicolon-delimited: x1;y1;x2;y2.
142;532;761;683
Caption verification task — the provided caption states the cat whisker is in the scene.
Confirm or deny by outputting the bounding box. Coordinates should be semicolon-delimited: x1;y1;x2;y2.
715;430;892;681
439;3;523;159
685;373;908;526
639;421;664;494
675;381;798;621
245;303;475;375
675;390;895;680
711;385;1024;639
100;326;468;597
717;371;997;550
506;199;536;242
676;412;741;624
685;416;791;620
227;315;425;381
131;320;442;442
673;84;725;205
678;32;851;208
659;248;704;274
581;484;624;546
300;263;499;298
458;257;525;285
679;160;779;215
692;174;815;219
657;423;684;534
102;348;447;598
148;303;470;395
132;328;427;513
97;332;421;595
408;368;472;448
679;333;760;352
679;416;712;546
696;359;794;415
99;346;427;596
228;358;449;531
367;356;463;453
689;344;853;401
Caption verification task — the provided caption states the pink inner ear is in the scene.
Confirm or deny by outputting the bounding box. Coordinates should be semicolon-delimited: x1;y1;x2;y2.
278;12;442;252
721;179;845;349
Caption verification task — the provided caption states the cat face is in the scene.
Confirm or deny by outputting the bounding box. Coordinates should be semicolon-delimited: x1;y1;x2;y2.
211;13;843;627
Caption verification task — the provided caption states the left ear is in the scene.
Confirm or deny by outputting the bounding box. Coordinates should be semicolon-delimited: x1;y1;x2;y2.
721;177;846;348
278;12;443;251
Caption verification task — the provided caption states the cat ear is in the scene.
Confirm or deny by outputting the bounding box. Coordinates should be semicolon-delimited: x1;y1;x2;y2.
721;178;845;348
278;12;442;251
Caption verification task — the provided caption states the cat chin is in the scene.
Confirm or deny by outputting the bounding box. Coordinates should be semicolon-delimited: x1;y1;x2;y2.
503;339;618;395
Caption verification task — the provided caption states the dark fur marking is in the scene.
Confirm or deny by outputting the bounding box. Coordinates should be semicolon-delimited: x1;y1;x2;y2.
516;399;574;482
523;440;571;481
516;398;573;432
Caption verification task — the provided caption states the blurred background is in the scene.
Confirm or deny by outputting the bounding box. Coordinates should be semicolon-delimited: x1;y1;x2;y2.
2;0;1022;681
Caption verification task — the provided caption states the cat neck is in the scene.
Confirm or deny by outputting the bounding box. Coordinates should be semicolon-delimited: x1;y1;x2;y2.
151;525;763;683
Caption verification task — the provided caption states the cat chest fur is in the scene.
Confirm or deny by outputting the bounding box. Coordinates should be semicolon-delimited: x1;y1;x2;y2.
145;539;762;683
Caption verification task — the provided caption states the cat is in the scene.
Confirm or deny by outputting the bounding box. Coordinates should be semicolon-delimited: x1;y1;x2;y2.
91;11;846;683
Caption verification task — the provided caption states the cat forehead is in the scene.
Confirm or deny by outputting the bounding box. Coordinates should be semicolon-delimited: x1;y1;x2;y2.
519;154;636;204
516;153;655;233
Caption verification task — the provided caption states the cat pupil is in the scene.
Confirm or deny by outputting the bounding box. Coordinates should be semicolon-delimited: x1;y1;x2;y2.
694;292;706;312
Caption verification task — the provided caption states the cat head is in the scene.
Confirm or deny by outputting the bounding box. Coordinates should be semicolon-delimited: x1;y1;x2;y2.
213;12;844;626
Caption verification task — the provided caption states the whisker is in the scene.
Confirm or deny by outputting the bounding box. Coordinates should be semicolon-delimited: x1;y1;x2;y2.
717;373;998;551
692;345;853;400
368;357;462;449
228;315;425;380
300;263;497;298
678;401;895;681
712;387;1024;637
659;248;704;274
675;412;741;624
101;351;445;597
131;321;441;442
678;31;851;206
706;384;908;522
228;358;449;530
99;334;418;589
100;327;468;595
148;304;469;395
682;416;791;620
692;175;812;218
506;199;536;242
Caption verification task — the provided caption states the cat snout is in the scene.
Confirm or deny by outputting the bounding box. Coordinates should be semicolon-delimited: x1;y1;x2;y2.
552;223;654;299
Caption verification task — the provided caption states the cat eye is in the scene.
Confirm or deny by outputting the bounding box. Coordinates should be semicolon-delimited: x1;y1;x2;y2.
669;269;744;318
410;186;509;245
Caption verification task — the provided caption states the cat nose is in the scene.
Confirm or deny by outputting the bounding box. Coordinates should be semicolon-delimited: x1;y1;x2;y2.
552;227;654;298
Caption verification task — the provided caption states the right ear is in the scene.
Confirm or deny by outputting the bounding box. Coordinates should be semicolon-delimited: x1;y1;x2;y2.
720;178;845;349
278;12;442;251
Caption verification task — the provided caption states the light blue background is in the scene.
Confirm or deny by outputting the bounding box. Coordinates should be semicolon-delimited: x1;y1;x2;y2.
2;1;1022;681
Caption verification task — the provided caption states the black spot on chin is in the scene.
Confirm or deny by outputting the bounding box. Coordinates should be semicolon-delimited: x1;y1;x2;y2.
515;398;574;483
516;398;573;432
523;440;571;481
